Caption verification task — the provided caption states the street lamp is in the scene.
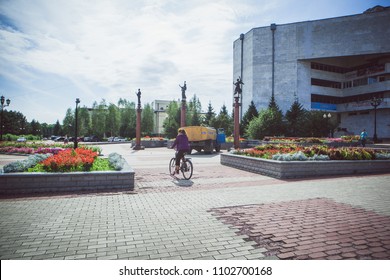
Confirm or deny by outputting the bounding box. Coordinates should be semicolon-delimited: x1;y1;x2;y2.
323;112;331;137
370;96;382;143
74;98;80;149
1;95;11;141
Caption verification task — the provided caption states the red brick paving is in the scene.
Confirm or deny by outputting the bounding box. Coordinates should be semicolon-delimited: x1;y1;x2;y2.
209;198;390;259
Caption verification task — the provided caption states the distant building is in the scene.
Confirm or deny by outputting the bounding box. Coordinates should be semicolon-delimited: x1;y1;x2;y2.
151;100;173;135
233;6;390;138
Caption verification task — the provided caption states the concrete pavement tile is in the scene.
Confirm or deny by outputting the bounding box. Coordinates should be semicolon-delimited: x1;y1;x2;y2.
1;147;389;260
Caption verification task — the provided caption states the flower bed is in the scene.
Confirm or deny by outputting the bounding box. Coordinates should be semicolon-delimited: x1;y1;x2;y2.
233;144;389;161
221;153;390;178
2;148;123;174
0;142;102;155
221;144;390;178
0;150;134;196
262;136;360;144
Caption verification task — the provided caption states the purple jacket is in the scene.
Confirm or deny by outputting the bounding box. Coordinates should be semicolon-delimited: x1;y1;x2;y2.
172;134;190;151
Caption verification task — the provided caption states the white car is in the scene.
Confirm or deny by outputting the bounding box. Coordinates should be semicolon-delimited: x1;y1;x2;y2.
113;137;126;142
17;137;27;142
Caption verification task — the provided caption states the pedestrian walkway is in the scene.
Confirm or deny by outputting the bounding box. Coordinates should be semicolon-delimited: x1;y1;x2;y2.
0;145;389;260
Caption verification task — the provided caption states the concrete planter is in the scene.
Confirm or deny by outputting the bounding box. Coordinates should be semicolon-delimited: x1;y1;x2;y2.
131;140;167;148
221;153;390;179
0;161;134;196
260;141;359;148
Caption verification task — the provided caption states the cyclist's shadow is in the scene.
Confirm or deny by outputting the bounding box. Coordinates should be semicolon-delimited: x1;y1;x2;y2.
172;178;194;187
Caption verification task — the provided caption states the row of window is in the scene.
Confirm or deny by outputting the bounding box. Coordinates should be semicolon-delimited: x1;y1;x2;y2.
311;93;384;105
311;75;389;89
311;62;385;76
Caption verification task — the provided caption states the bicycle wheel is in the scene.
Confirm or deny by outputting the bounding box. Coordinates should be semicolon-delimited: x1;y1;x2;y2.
181;159;193;180
169;158;176;175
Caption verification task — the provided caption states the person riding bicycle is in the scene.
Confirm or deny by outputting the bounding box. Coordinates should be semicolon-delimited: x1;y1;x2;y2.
171;129;190;175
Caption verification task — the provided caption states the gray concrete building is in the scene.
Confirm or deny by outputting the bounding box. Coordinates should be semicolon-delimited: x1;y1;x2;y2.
233;6;390;139
151;99;171;136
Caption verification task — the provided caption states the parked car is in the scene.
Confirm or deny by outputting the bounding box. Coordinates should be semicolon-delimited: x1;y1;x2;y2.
108;136;126;142
113;137;127;142
84;135;99;142
54;136;65;142
17;137;27;142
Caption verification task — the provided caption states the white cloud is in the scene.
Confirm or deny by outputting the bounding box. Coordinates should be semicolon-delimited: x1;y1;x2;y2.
0;0;387;123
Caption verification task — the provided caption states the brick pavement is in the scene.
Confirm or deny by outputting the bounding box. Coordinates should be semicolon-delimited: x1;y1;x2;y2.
210;198;390;260
1;145;390;260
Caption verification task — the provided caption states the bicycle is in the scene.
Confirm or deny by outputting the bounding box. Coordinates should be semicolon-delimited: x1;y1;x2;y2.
169;152;193;180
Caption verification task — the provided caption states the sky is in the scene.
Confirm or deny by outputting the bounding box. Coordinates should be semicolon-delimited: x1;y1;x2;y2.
0;0;388;124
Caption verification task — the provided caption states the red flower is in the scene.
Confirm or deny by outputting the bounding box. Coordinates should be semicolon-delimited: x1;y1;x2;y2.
41;148;98;172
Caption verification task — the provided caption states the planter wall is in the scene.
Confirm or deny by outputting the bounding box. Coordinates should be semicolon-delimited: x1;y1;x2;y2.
0;162;134;196
131;140;166;148
221;153;390;179
260;141;359;148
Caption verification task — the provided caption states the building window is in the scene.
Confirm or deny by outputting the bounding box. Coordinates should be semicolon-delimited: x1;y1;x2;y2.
311;78;342;89
311;62;347;73
343;81;353;88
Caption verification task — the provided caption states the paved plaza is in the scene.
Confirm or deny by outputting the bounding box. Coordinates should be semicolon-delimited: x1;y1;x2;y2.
0;144;390;260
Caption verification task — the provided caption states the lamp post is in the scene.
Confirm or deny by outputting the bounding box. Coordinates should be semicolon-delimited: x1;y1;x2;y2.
370;96;382;143
74;98;80;149
133;89;144;150
1;95;11;141
323;112;331;137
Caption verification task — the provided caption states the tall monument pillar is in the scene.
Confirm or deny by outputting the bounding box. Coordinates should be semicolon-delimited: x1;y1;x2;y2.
233;77;243;149
233;95;240;150
133;89;144;150
179;81;187;128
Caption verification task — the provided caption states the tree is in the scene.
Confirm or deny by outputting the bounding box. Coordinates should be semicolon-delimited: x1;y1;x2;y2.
1;110;28;135
40;123;53;138
91;100;107;138
268;94;280;111
62;108;74;137
53;120;62;136
78;106;91;137
141;103;154;136
187;95;202;126
30;119;41;136
241;101;258;137
211;105;233;136
163;101;180;138
106;103;119;137
306;110;338;137
285;99;308;137
246;108;284;140
118;99;136;138
204;101;215;126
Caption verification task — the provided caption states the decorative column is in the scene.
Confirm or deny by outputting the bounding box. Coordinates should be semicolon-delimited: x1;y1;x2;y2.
179;81;187;128
233;77;243;150
180;99;186;128
234;95;240;150
133;89;144;150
